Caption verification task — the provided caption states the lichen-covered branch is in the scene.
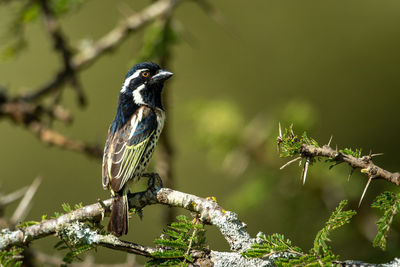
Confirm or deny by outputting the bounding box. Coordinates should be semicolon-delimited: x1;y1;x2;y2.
0;180;251;253
1;180;399;266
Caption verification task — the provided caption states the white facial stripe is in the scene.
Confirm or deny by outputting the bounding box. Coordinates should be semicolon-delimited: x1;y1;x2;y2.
120;68;149;93
129;108;143;139
132;84;145;105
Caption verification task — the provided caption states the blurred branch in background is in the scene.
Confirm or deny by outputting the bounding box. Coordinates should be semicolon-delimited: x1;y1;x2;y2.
135;6;178;224
0;0;182;160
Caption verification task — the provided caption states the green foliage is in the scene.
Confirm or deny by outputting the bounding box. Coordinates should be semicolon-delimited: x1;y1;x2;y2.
339;148;362;158
51;203;95;264
16;220;38;228
0;0;85;60
243;233;302;258
243;232;339;266
189;100;244;160
0;2;37;60
312;200;356;256
49;0;85;16
278;127;319;158
52;202;83;218
0;246;23;267
62;244;93;264
371;191;400;250
244;201;355;266
146;215;206;266
55;225;95;265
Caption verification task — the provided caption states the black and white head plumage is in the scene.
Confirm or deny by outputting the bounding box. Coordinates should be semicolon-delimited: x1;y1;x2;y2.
119;62;173;110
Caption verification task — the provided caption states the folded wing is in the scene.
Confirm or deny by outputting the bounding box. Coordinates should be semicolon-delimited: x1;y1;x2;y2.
102;106;157;192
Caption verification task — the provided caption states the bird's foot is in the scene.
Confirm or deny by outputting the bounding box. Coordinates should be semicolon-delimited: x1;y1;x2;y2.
142;172;163;189
97;198;107;221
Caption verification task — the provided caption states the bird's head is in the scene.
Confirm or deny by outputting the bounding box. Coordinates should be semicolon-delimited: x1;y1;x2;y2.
119;62;173;109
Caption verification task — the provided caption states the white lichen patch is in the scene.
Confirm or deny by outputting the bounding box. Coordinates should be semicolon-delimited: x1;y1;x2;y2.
56;221;98;246
211;211;254;252
211;251;273;267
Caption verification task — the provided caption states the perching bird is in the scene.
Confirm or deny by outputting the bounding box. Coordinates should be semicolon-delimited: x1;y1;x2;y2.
102;62;173;236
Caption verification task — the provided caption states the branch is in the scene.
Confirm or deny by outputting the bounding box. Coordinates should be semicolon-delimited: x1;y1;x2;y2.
21;0;181;102
0;177;252;253
1;178;399;266
301;144;400;186
38;0;86;106
10;177;42;225
28;122;102;158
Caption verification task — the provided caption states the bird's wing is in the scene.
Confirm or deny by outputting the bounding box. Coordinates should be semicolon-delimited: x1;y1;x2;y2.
102;106;157;192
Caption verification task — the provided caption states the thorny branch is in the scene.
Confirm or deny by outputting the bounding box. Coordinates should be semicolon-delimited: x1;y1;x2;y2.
278;124;400;205
300;144;400;187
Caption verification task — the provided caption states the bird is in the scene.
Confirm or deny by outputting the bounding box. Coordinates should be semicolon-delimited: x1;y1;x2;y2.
102;62;173;236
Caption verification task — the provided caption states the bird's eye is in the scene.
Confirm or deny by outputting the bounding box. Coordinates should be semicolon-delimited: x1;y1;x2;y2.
142;71;150;78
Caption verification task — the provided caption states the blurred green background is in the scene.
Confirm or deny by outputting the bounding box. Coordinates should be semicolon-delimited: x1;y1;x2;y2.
1;0;400;264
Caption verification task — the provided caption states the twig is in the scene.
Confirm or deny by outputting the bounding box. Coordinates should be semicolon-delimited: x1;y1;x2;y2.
327;135;333;147
10;177;42;225
38;0;86;107
28;122;102;158
0;187;28;208
280;156;301;170
301;144;400;186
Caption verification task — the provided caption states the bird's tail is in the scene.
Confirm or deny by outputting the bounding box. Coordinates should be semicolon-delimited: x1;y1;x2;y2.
108;192;129;237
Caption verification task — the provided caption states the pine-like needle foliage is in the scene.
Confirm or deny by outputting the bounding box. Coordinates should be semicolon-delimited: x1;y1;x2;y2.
371;191;400;250
146;215;207;266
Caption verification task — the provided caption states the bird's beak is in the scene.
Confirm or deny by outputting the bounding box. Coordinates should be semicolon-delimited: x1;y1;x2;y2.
151;69;174;83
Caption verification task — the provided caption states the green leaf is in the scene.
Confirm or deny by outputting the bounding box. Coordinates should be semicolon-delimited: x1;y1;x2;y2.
16;220;38;228
312;200;356;256
371;191;400;250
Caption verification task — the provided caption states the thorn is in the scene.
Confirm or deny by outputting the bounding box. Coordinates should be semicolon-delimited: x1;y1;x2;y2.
359;176;373;207
302;157;310;185
371;153;384;158
277;122;282;153
10;177;42;225
280;156;301;170
327;135;333;147
347;168;355;182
